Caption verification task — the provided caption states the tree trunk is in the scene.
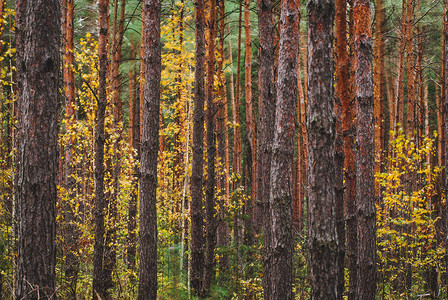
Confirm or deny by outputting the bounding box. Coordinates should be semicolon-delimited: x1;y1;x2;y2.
15;0;60;298
405;0;415;136
257;0;276;296
127;43;139;278
374;0;384;195
137;0;161;299
202;0;218;296
307;0;338;299
335;0;348;297
268;0;298;299
190;0;206;294
443;0;448;286
92;0;110;298
394;0;407;131
346;1;358;298
62;0;79;297
216;0;230;273
353;0;376;298
244;0;256;230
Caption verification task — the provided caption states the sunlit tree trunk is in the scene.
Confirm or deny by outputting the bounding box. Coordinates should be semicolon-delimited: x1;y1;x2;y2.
15;0;60;298
190;0;206;294
307;0;338;298
268;0;298;299
353;0;375;298
137;0;161;299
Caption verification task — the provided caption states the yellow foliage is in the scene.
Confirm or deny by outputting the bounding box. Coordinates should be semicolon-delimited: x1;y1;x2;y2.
376;131;445;292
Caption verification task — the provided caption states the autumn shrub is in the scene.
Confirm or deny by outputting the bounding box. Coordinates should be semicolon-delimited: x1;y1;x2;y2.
376;130;445;298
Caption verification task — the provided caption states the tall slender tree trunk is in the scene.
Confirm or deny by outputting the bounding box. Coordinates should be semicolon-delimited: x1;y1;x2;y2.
244;0;256;231
191;0;206;294
394;0;407;131
307;0;338;298
127;43;139;279
443;0;448;285
15;0;60;298
137;0;161;299
405;0;415;136
233;0;244;268
353;0;376;298
335;0;348;297
374;0;384;196
62;0;80;296
202;0;218;296
268;0;298;299
92;0;110;298
346;1;358;298
216;0;230;273
257;0;276;296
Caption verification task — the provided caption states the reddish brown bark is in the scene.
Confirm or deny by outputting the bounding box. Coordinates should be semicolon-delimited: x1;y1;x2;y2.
268;0;298;299
444;0;448;287
244;0;256;228
307;0;338;298
394;0;407;131
405;0;415;135
346;2;358;298
190;0;206;294
257;0;276;296
374;0;384;198
202;0;218;295
353;0;376;298
15;0;60;298
335;0;348;297
137;0;161;299
127;43;139;274
63;0;79;295
216;0;230;272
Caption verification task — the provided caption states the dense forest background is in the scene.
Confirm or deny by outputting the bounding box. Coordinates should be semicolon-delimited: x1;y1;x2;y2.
1;0;448;299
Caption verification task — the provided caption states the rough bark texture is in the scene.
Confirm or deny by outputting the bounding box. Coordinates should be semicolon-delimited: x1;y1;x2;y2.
334;0;348;297
15;0;60;298
353;0;376;298
257;0;276;297
63;0;79;296
374;0;384;196
307;0;338;299
216;0;230;273
202;0;217;296
346;1;358;298
190;0;206;294
444;0;448;292
244;0;257;230
268;0;298;299
92;0;110;298
405;0;414;135
394;0;407;131
137;0;161;299
127;43;139;274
